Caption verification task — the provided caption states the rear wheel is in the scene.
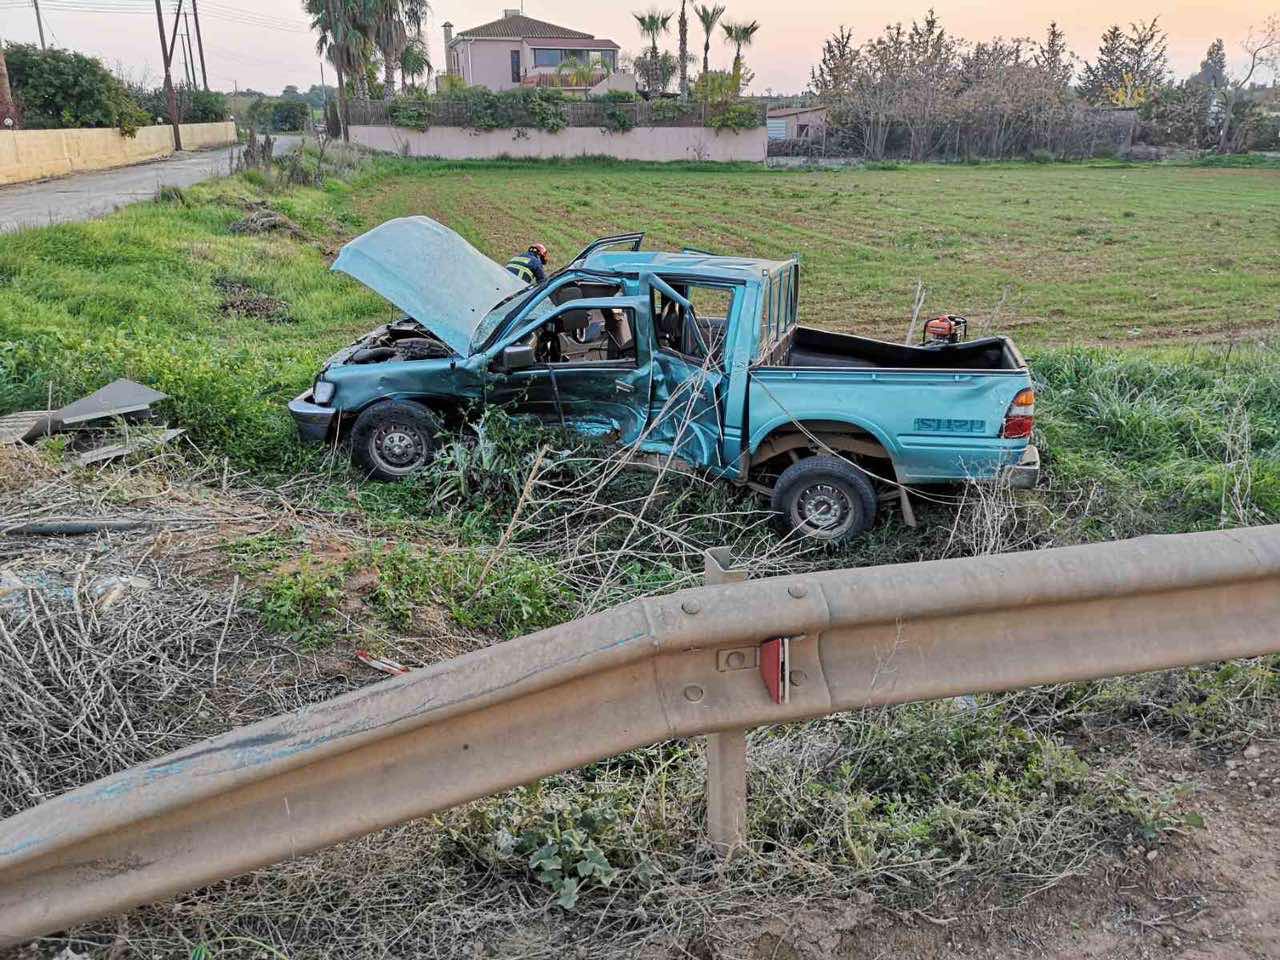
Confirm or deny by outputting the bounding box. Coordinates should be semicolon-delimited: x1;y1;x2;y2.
771;455;877;544
351;400;440;481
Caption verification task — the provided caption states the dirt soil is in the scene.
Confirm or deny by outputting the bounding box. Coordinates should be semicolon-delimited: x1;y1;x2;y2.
716;744;1280;960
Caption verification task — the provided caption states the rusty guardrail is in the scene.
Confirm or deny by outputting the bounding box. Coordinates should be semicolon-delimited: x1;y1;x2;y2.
2;525;1279;946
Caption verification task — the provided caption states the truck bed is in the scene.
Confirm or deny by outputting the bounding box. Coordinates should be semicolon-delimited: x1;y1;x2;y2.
784;327;1022;371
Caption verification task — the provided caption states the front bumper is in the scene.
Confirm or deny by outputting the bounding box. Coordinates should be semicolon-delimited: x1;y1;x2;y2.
1003;444;1040;490
288;390;338;445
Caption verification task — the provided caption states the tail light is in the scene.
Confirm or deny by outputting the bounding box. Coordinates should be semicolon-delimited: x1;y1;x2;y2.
1002;388;1035;439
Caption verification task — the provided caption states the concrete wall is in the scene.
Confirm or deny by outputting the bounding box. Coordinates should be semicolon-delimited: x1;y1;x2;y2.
351;123;766;163
178;121;237;151
0;121;237;186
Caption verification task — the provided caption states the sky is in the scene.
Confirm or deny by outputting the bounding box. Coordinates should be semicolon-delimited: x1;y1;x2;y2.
1;0;1276;96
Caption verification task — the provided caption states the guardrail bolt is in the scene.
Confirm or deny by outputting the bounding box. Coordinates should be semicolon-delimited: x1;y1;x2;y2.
683;684;705;702
788;583;809;599
789;669;808;687
681;598;702;615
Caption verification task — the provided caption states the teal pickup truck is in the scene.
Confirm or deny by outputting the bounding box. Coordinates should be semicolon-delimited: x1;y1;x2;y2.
290;217;1038;543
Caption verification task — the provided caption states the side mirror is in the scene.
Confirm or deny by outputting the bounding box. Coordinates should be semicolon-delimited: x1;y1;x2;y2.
500;344;536;372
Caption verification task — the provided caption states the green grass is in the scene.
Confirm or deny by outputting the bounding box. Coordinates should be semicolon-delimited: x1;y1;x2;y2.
2;155;1278;473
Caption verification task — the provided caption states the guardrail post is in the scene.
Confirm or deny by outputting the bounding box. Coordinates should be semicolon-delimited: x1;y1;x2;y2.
702;547;749;854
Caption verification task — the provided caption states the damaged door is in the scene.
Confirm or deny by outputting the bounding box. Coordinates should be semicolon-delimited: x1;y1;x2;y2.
483;295;652;443
643;276;735;471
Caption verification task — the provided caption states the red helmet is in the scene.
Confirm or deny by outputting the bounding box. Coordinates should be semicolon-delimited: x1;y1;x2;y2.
528;242;549;264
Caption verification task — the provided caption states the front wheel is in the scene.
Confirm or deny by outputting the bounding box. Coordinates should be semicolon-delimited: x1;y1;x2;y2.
770;455;878;544
350;400;440;481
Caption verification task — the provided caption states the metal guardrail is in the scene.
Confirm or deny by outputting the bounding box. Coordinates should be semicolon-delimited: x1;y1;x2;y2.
2;525;1279;946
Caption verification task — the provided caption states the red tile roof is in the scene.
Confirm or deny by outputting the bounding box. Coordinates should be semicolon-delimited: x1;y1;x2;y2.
456;14;596;41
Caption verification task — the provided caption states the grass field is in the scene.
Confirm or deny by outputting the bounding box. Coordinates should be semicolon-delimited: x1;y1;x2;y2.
356;158;1280;346
2;154;1279;958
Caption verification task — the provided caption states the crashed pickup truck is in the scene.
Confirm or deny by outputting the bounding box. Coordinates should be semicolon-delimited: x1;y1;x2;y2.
290;217;1038;543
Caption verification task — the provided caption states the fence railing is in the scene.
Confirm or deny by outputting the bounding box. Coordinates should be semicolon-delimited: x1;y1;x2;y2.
3;524;1279;946
347;97;767;130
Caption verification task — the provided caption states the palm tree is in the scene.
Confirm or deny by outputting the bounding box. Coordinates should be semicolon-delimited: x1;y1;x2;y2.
693;3;725;77
557;55;610;89
721;19;759;83
307;0;363;139
633;8;673;93
0;46;16;128
677;0;689;99
399;37;430;91
367;0;429;100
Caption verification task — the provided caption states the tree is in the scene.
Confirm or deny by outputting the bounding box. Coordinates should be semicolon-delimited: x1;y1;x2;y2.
399;37;430;91
0;46;16;128
677;0;690;98
721;19;760;85
366;0;429;101
1217;16;1280;152
811;25;858;96
632;49;678;94
306;0;363;139
693;3;725;77
1078;19;1168;106
4;43;149;134
633;8;674;94
1194;38;1227;89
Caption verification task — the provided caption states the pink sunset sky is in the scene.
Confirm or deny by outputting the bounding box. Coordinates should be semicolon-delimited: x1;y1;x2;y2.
2;0;1276;95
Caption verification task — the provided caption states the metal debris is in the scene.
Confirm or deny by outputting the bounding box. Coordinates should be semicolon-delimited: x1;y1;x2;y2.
76;428;186;467
1;379;184;465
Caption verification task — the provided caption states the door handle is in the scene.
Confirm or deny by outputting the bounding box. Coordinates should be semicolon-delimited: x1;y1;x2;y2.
614;379;635;395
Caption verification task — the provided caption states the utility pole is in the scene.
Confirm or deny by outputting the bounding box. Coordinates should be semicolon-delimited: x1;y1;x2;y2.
189;0;208;90
31;0;46;49
178;20;192;88
182;13;197;89
153;0;182;149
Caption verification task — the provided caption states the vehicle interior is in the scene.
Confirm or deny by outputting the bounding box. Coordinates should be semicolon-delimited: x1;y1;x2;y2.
652;282;734;368
524;280;636;365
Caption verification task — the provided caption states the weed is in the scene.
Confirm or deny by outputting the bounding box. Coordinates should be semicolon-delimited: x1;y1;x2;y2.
255;557;343;647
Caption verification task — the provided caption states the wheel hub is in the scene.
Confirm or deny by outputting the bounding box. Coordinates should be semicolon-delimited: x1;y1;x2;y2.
376;427;420;468
797;483;849;530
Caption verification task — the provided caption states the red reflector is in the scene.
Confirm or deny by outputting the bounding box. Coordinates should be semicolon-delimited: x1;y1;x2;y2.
760;637;789;704
1002;415;1035;439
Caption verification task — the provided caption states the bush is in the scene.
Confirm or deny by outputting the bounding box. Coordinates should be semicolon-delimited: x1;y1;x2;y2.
187;89;229;123
388;88;569;134
5;43;149;135
270;99;311;132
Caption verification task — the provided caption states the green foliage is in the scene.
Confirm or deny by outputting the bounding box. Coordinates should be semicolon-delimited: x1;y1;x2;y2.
243;96;310;132
648;98;690;122
589;90;638;103
1032;347;1280;535
255;557;343;647
356;542;570;638
599;103;635;134
388;88;568;134
187;90;230;124
5;43;150;135
706;102;762;131
517;803;622;907
270;99;311;132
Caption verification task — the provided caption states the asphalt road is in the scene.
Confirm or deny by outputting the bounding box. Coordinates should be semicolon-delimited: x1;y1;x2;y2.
0;135;303;234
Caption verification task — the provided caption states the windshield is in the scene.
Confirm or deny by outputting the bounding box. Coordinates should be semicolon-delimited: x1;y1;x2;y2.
472;281;548;351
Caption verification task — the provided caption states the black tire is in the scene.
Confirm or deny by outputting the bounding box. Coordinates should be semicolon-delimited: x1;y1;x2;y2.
770;455;878;544
350;400;440;481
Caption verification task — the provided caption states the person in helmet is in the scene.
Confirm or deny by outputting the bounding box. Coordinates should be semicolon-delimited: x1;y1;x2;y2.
506;243;550;284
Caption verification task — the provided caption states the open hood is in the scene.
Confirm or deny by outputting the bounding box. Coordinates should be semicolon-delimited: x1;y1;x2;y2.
331;216;526;357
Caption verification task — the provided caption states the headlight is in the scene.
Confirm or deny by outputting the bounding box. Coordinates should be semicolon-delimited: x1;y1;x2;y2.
312;380;336;405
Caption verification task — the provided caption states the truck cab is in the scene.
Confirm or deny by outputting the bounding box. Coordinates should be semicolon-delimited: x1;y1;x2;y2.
290;218;1039;543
